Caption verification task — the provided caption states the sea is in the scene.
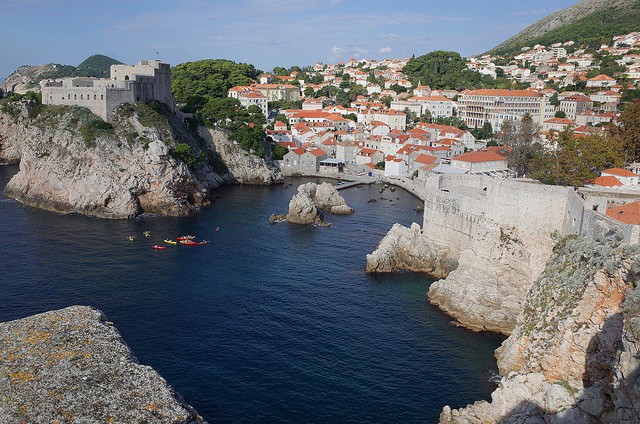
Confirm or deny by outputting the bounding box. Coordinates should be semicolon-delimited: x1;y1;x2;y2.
0;165;504;424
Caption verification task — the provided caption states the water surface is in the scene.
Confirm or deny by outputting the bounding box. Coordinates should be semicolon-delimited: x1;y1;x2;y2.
0;166;504;423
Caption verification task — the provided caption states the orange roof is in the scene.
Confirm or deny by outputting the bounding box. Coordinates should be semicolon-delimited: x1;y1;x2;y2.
602;168;639;177
589;74;616;81
414;154;437;165
453;151;506;163
308;149;327;157
593;176;623;187
464;89;543;98
289;148;306;156
606;201;640;225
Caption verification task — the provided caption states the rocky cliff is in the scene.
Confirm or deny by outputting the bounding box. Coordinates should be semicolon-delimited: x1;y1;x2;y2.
0;305;206;423
198;127;282;185
365;223;455;277
0;101;281;218
439;231;640;423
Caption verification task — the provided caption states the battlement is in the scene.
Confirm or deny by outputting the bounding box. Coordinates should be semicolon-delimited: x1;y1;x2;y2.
40;60;175;122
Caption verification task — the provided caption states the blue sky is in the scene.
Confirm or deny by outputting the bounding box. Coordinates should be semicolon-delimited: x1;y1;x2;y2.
1;0;579;79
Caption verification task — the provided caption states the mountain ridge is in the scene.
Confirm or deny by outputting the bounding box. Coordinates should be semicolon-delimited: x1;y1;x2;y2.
488;0;640;55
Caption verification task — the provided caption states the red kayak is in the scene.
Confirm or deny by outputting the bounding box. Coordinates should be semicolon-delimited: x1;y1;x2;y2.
181;241;198;246
151;245;167;250
176;235;195;241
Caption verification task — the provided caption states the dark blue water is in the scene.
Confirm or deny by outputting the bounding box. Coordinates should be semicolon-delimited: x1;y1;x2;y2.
0;165;504;423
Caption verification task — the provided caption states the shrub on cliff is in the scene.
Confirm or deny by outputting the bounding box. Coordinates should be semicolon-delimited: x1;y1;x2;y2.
171;143;205;170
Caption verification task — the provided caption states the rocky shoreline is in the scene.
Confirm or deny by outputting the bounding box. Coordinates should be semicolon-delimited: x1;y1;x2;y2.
0;101;282;219
0;306;206;423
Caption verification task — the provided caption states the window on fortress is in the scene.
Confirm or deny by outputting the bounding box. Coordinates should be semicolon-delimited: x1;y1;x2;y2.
74;94;77;100
94;95;96;100
125;76;129;80
101;95;104;100
68;94;71;100
80;94;83;100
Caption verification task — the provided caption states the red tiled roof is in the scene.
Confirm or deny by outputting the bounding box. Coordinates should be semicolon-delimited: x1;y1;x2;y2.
453;151;506;163
606;201;640;225
593;176;623;187
602;168;639;177
464;89;543;98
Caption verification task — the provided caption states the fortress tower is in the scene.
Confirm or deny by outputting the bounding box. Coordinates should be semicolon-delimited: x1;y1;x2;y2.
40;60;177;122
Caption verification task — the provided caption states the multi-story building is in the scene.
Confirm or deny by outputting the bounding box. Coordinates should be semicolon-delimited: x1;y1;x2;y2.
456;89;550;131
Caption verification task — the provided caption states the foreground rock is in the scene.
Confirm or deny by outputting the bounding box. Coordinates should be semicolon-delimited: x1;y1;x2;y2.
0;305;206;423
439;232;640;423
279;182;353;225
365;223;455;277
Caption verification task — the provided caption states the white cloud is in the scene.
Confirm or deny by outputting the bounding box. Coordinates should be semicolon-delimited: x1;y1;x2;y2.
379;47;392;54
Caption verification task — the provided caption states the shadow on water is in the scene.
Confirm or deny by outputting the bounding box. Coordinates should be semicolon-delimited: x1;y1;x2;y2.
496;313;639;423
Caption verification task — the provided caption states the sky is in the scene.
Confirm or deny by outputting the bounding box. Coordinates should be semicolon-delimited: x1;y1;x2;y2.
1;0;580;80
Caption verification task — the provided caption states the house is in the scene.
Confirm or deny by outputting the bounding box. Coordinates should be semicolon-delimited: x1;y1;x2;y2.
559;95;593;121
542;117;575;132
355;148;384;165
281;148;307;176
450;151;510;175
600;168;640;186
384;156;409;177
412;153;438;173
586;74;617;88
300;149;328;174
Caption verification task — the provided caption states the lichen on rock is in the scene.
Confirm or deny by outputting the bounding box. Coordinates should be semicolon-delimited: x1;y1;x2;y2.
0;306;206;423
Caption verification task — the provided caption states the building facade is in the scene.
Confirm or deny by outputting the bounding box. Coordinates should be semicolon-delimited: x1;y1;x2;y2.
40;60;175;122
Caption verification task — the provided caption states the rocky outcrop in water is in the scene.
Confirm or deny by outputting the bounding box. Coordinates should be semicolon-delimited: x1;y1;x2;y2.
439;232;640;423
0;102;281;218
0;305;206;423
2;102;223;218
198;128;282;185
277;182;353;225
365;223;455;277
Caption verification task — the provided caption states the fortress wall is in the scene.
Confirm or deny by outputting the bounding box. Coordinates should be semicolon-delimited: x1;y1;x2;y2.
485;179;572;237
104;90;135;121
42;86;109;120
438;174;487;191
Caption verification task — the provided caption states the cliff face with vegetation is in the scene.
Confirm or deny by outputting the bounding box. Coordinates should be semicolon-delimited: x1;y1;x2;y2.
0;101;281;218
440;232;640;423
489;0;640;55
0;306;206;423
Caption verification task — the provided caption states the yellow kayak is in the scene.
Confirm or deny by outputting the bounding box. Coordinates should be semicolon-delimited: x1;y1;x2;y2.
164;239;177;245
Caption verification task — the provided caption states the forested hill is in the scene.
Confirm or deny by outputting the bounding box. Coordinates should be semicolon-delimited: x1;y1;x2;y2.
488;0;640;56
3;54;122;93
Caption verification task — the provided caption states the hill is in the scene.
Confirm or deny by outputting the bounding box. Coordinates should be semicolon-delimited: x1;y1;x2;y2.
1;54;122;94
488;0;640;56
76;54;123;78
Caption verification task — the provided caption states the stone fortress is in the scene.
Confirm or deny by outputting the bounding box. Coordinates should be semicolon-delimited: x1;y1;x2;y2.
40;60;177;122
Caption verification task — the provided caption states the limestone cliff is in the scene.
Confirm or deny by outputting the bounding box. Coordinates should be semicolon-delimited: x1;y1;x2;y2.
0;305;206;423
439;232;640;423
365;223;455;277
0;101;281;218
198;127;282;185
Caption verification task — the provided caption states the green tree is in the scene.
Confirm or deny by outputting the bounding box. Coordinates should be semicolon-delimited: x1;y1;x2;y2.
610;102;640;163
500;114;539;177
555;129;623;186
555;111;566;118
303;86;315;97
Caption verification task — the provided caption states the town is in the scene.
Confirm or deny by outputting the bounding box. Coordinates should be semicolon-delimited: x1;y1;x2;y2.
225;32;640;202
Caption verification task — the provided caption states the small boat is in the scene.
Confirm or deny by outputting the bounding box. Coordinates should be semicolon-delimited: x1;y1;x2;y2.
180;240;198;246
164;239;177;245
215;227;220;232
367;198;377;203
143;231;151;237
389;187;396;192
127;235;135;242
151;245;167;250
176;235;195;241
195;240;210;245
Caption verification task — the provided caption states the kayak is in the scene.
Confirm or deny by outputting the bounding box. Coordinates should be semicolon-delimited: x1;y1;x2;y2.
164;239;177;245
176;235;195;241
181;241;198;246
195;240;210;245
151;245;167;250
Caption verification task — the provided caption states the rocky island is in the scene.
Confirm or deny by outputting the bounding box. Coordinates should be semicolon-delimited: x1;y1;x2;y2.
270;181;354;226
0;306;206;423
